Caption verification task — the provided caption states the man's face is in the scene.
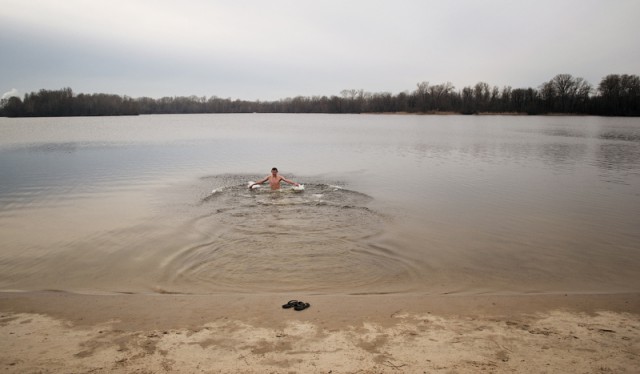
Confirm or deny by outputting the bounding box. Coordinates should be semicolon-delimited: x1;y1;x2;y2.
271;169;278;176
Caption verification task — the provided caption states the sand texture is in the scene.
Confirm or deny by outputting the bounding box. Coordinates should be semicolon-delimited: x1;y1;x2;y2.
1;292;639;373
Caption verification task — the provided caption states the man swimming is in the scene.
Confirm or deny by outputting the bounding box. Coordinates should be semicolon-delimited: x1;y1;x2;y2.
249;167;300;190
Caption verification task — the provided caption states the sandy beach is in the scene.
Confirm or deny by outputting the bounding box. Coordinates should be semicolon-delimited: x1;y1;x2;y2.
1;291;638;373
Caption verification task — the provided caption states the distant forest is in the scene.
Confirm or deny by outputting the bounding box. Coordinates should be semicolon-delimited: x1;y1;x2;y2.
1;74;639;117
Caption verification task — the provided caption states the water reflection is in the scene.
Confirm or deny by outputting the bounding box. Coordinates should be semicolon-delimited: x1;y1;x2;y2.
596;143;640;185
599;131;640;143
27;142;80;153
0;114;639;295
542;128;587;139
539;143;588;168
595;121;640;178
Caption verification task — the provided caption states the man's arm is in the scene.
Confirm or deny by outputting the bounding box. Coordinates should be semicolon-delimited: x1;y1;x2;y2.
249;176;269;189
280;176;299;186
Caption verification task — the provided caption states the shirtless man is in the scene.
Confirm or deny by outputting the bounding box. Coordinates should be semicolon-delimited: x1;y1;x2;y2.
249;167;300;190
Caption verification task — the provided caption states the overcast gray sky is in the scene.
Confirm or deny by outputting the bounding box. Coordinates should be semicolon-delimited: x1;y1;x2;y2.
1;0;639;101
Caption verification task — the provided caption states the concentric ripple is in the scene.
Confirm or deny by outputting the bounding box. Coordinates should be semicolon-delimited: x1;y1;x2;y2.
159;175;415;293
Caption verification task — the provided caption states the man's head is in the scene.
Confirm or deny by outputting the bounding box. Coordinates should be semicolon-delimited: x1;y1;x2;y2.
271;167;278;175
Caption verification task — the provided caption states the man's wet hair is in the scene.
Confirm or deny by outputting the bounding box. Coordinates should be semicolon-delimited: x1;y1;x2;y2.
271;167;278;172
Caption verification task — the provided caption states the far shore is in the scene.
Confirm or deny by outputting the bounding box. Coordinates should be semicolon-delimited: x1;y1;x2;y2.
1;291;638;373
2;111;607;119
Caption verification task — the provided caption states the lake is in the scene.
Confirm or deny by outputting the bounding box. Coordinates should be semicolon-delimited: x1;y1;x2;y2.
1;114;639;295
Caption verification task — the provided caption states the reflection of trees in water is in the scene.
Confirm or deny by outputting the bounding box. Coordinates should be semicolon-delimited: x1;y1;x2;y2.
539;143;588;168
390;126;640;183
596;143;640;172
599;131;640;143
541;128;587;139
27;142;79;153
597;126;640;175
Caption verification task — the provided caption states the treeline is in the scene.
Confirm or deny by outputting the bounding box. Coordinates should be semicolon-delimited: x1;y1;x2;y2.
1;88;138;117
1;74;639;117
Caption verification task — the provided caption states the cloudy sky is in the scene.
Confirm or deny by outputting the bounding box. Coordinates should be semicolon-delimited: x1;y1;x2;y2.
1;0;639;101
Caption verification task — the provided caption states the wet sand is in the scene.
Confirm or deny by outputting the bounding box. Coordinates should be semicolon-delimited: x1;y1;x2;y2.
1;291;639;373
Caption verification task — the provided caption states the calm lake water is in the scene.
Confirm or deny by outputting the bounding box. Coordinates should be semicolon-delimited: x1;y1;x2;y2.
1;114;639;295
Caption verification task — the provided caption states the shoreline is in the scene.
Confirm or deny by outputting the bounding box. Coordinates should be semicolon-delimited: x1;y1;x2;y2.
2;291;638;373
2;111;614;119
1;291;639;330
